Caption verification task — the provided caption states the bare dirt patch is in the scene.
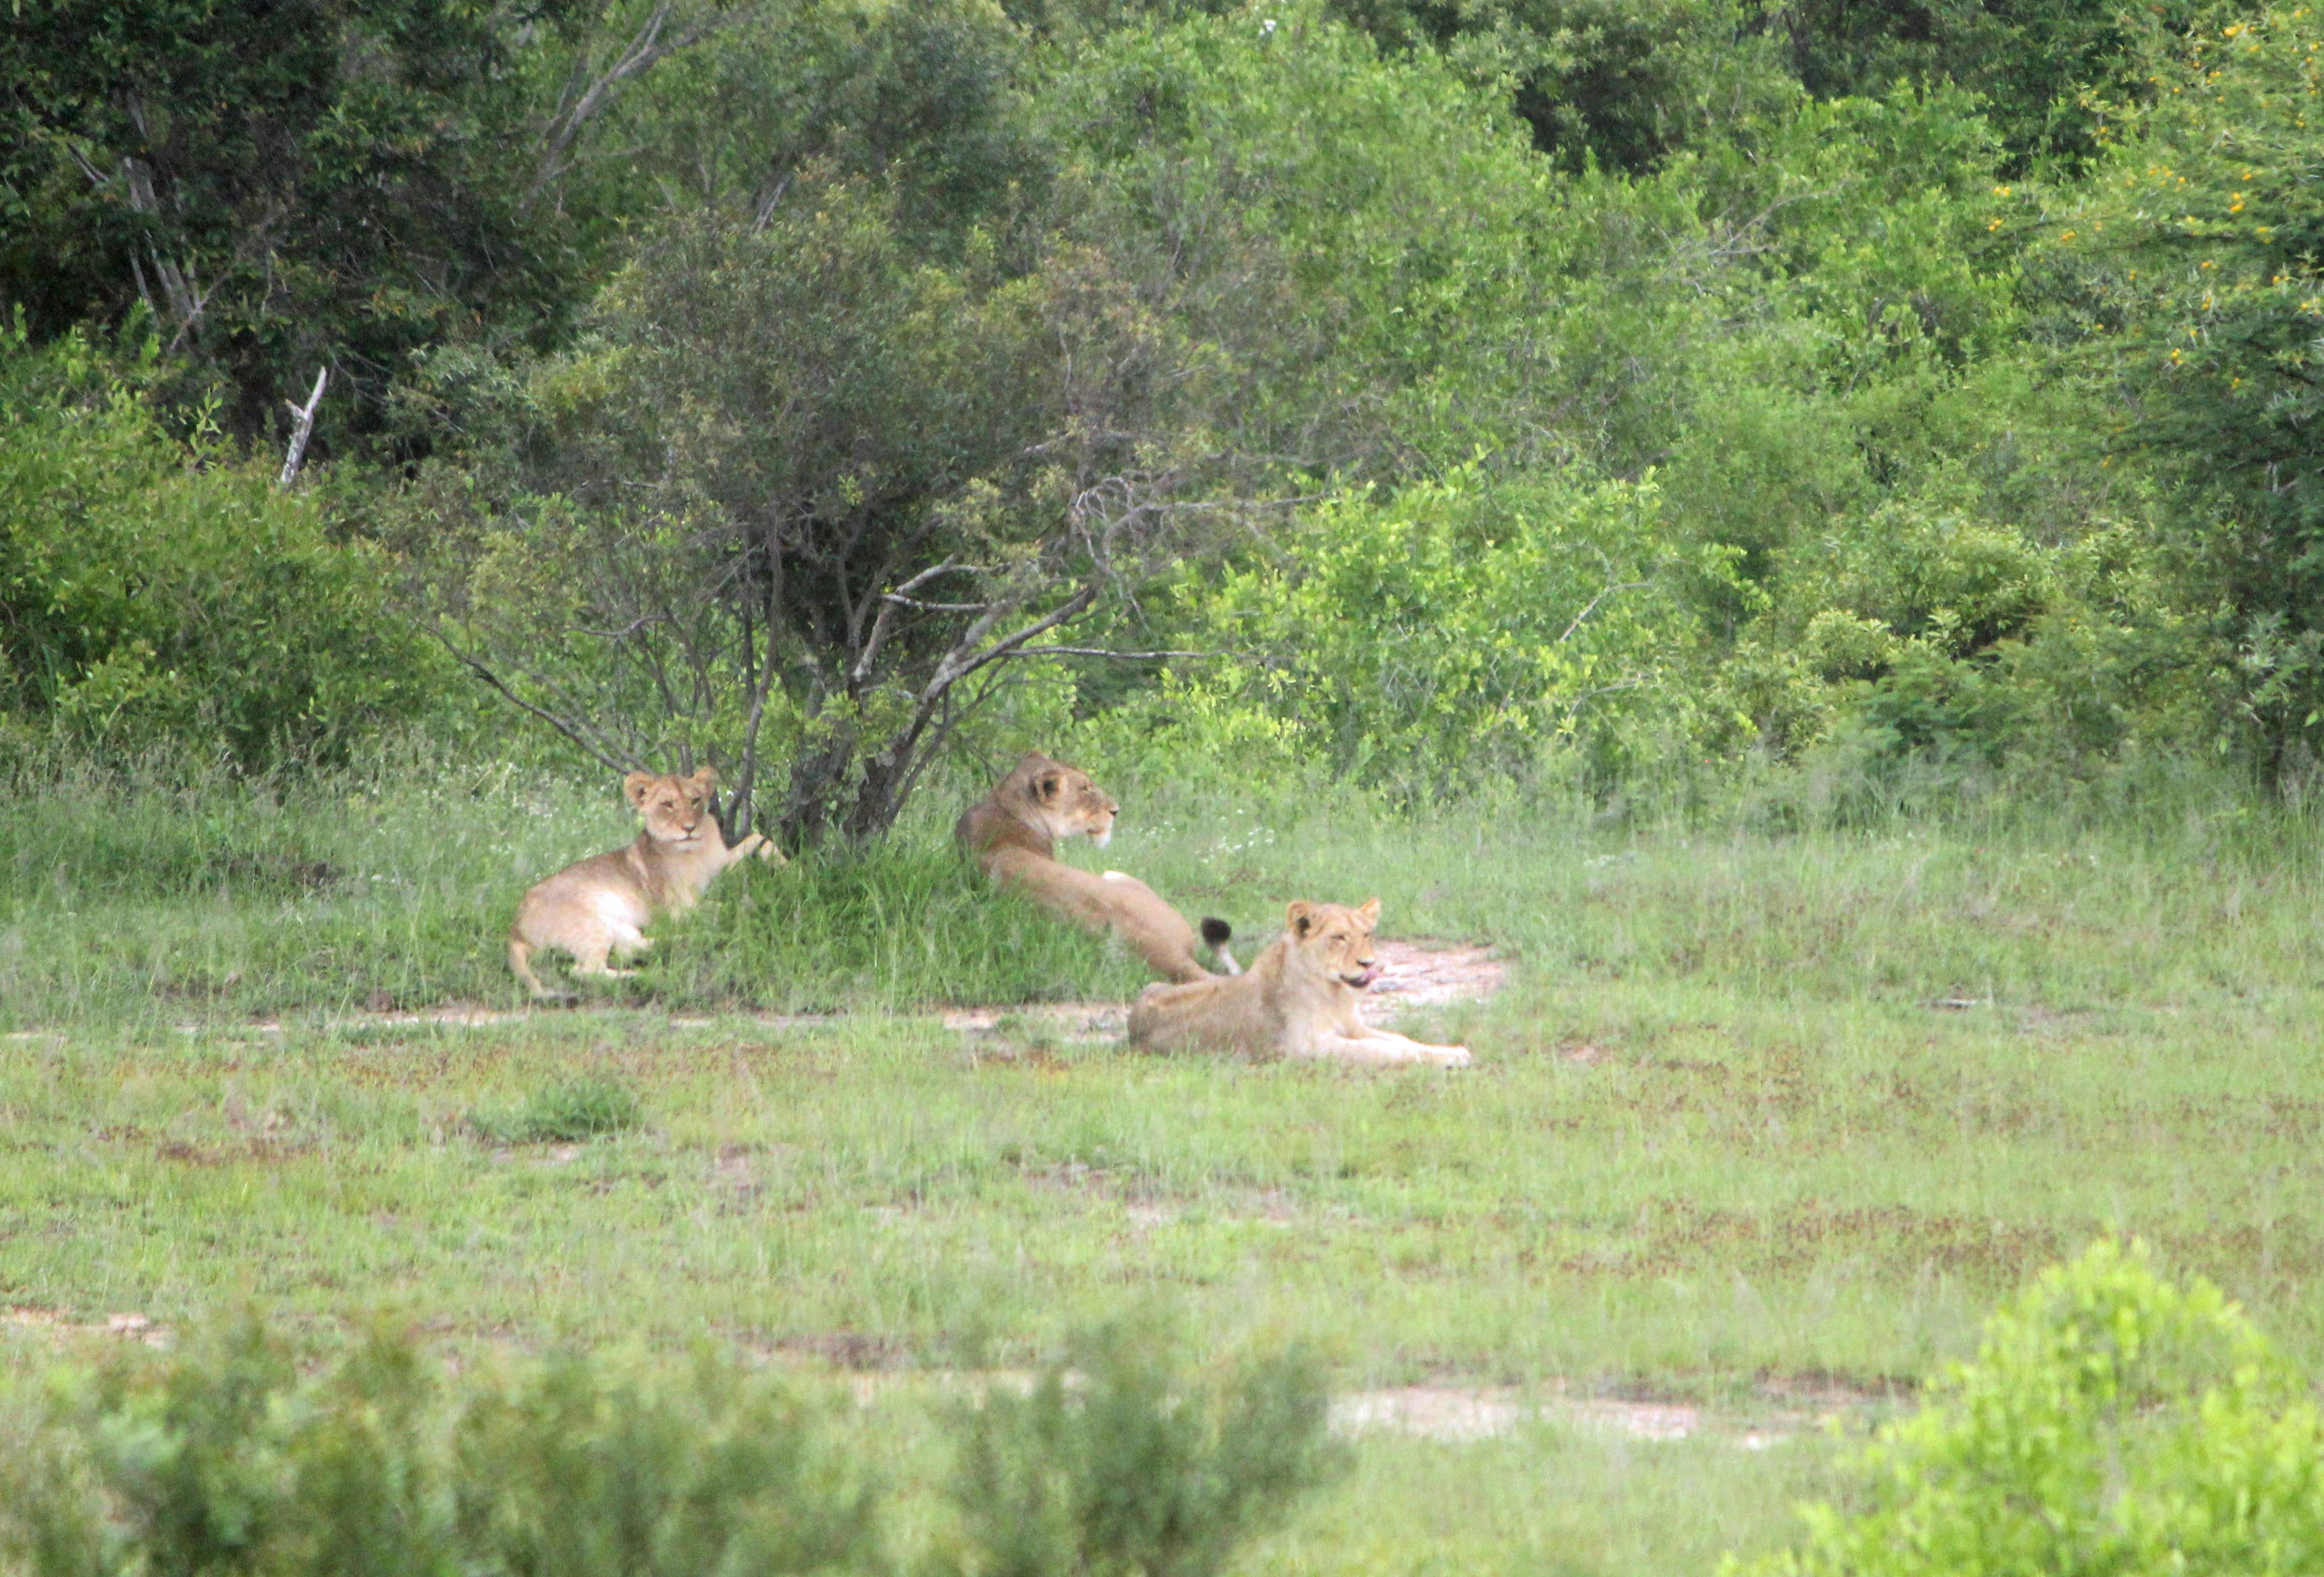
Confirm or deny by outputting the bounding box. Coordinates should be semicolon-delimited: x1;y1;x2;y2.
2;1306;168;1347
158;940;1505;1043
812;1364;1875;1447
1332;1374;1886;1447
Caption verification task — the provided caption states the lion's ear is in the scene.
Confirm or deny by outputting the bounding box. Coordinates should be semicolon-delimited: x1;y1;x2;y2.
1355;897;1381;926
1287;901;1316;938
622;772;657;808
1035;771;1062;804
690;765;720;792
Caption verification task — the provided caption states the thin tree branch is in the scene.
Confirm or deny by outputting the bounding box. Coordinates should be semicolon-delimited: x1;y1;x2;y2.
1013;645;1217;660
1557;579;1646;646
532;1;749;202
438;639;634;776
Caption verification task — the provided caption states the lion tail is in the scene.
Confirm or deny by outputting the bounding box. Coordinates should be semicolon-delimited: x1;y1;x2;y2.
1199;917;1241;976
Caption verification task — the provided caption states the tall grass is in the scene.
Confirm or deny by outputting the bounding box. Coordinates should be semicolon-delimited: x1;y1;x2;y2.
7;739;2321;1029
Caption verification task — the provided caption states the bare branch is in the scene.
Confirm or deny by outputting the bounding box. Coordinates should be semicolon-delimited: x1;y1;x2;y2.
749;167;794;236
1014;645;1217;660
1556;581;1645;646
277;367;328;489
878;595;991;612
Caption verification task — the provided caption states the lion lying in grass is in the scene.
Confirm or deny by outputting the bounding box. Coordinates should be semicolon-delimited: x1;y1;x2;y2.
956;751;1239;983
1128;898;1471;1067
508;766;782;1000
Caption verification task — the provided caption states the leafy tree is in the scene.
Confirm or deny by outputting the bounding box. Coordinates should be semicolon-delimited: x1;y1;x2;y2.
423;177;1208;845
1778;0;2219;171
426;7;1584;842
2045;3;2324;757
1320;0;1798;170
556;0;1048;249
0;0;591;456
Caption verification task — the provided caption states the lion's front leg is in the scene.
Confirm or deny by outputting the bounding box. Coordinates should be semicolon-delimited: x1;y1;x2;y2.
1360;1025;1473;1067
1292;1032;1471;1068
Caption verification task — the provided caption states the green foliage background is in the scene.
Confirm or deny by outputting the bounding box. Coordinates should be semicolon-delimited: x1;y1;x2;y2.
5;0;2319;796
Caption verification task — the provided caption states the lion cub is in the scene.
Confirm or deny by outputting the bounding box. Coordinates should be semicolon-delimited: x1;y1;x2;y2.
956;751;1239;983
1128;898;1471;1067
508;766;782;1000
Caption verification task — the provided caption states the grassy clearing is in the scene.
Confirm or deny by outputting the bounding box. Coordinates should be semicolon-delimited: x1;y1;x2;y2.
6;758;2324;1570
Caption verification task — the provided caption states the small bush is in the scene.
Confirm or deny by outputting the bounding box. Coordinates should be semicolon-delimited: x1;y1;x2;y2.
938;1320;1344;1577
470;1075;642;1145
1741;1239;2324;1576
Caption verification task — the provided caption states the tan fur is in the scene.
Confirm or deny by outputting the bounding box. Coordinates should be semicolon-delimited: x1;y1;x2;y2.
508;766;784;1000
1127;898;1471;1067
954;752;1237;984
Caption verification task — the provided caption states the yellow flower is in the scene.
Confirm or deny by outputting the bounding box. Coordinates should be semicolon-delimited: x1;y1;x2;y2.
1987;218;2003;232
2059;230;2077;242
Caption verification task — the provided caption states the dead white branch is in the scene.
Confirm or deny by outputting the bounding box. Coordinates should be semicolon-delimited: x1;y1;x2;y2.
277;367;328;489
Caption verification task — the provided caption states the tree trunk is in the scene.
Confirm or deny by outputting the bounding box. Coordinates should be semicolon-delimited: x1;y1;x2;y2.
777;730;857;850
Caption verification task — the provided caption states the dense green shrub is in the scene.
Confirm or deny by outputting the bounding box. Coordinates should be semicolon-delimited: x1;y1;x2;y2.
0;1314;1334;1577
0;333;442;768
2045;3;2324;758
1744;1240;2324;1576
1129;467;1724;785
940;1321;1342;1577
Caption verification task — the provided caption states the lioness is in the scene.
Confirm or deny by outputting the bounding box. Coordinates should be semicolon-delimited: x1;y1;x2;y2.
508;766;782;1000
1127;898;1471;1067
955;751;1238;984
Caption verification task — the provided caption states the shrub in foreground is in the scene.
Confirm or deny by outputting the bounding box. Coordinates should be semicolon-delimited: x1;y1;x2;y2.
940;1320;1342;1577
0;1314;1336;1577
1743;1239;2324;1576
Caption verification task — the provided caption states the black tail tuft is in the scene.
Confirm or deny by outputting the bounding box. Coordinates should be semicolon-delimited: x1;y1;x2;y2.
1199;917;1233;948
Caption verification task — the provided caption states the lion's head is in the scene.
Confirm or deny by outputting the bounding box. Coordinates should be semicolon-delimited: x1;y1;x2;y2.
623;766;720;846
1284;898;1383;990
1002;751;1118;848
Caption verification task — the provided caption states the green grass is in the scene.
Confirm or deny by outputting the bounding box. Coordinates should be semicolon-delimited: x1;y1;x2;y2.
6;756;2324;1571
